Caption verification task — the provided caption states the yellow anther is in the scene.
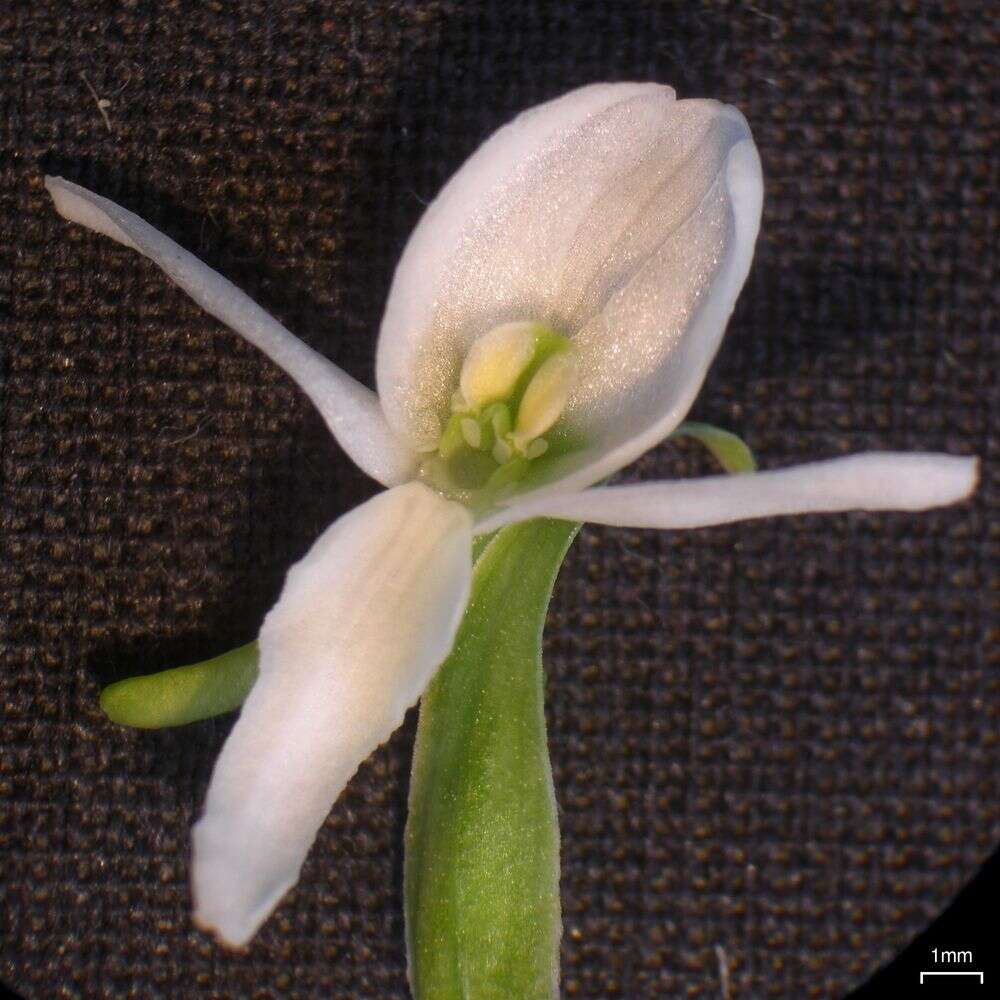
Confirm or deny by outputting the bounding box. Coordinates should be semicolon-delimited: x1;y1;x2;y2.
425;323;576;501
492;439;513;465
513;350;577;449
525;437;549;460
460;417;482;450
459;322;539;409
489;403;512;440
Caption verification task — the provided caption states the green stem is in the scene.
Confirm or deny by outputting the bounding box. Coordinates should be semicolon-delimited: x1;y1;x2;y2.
405;518;579;1000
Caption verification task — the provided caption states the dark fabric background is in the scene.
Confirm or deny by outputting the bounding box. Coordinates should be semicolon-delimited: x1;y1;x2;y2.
1;2;996;998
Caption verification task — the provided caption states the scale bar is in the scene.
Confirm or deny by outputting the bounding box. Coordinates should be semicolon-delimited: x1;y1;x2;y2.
919;971;984;984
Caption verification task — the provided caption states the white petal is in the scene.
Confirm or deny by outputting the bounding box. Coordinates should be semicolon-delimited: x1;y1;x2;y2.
377;82;673;450
45;176;417;486
477;453;978;533
191;483;472;947
375;84;761;501
551;132;762;496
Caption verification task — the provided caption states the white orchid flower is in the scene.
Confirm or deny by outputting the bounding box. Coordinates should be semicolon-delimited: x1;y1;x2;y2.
45;82;977;948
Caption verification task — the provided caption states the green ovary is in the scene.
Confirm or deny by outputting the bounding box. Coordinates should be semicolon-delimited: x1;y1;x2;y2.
419;322;578;508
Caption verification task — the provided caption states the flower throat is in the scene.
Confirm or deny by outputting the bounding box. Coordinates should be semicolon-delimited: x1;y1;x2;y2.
418;322;578;507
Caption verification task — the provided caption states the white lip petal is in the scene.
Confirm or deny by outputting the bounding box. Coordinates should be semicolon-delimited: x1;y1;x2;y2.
476;453;979;533
191;482;472;947
45;176;417;486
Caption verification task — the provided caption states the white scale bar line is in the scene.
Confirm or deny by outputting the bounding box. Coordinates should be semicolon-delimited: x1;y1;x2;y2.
919;971;984;983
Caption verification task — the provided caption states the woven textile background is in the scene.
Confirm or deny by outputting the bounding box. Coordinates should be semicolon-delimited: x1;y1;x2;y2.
1;2;996;998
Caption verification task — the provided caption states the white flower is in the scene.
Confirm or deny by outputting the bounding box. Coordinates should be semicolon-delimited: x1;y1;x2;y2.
45;83;977;948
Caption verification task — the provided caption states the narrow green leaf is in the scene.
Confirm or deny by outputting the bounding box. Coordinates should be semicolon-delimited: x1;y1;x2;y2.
673;420;757;473
99;641;259;729
405;518;579;1000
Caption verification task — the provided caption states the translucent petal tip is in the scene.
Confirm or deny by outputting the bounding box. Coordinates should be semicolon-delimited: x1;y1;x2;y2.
890;452;979;509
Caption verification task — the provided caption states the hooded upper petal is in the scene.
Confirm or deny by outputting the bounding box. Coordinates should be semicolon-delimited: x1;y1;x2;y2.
45;176;417;486
191;482;472;946
376;84;762;498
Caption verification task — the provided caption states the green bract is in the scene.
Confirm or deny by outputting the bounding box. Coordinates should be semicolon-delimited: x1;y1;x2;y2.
406;519;578;1000
673;420;757;474
100;642;259;729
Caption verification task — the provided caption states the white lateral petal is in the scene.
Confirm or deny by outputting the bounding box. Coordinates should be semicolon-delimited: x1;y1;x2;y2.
45;176;416;486
477;453;978;533
191;483;472;947
375;84;762;499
